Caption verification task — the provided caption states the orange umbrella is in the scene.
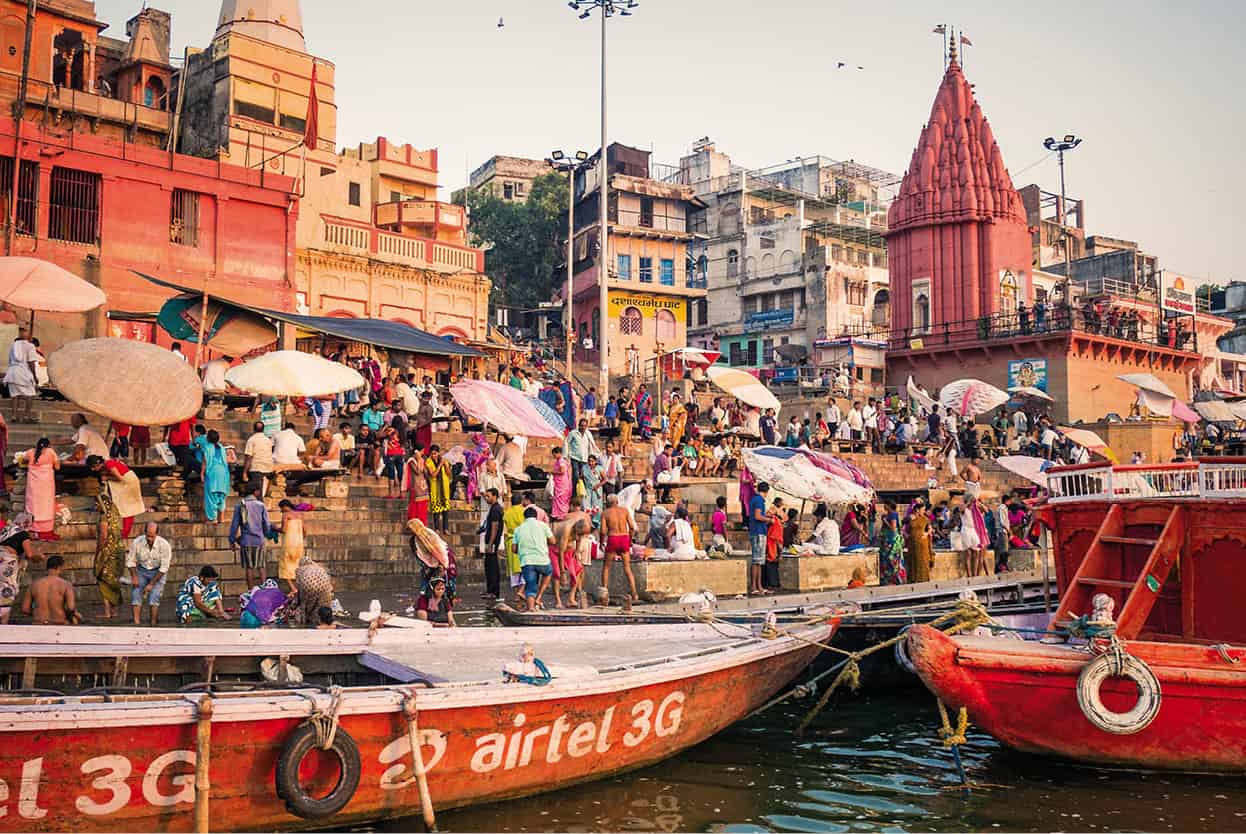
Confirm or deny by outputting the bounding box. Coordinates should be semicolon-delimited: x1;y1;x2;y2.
0;257;105;312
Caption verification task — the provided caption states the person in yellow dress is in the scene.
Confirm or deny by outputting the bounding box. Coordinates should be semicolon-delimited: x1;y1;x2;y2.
502;493;527;605
425;445;452;534
276;499;306;593
667;393;687;446
905;501;934;584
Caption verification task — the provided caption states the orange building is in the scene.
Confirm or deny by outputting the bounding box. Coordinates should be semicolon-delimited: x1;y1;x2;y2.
177;0;490;341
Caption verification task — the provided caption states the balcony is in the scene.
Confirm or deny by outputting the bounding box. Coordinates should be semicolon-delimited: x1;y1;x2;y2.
33;81;170;135
374;200;465;235
319;219;483;274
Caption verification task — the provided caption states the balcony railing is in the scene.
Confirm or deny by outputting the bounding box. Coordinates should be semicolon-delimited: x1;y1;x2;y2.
374;200;465;230
320;220;482;273
860;303;1200;354
1047;460;1246;503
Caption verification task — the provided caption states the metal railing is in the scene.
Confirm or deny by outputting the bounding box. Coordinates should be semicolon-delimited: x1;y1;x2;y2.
1047;461;1246;503
859;303;1200;354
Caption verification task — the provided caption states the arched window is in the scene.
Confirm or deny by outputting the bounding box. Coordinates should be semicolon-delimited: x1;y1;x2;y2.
914;294;930;333
871;289;890;328
144;76;166;109
620;306;643;336
726;249;739;278
656;309;677;344
697;254;708;278
999;271;1018;317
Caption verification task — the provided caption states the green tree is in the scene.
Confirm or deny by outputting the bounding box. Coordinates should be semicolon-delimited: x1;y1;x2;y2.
464;172;569;309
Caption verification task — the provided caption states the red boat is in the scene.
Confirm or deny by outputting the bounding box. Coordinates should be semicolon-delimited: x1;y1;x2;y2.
907;459;1246;772
0;617;832;832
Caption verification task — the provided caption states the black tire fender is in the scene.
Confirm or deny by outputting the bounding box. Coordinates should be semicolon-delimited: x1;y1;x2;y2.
274;722;362;819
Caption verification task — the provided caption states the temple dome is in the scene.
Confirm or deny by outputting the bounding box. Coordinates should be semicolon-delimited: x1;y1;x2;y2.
216;0;306;52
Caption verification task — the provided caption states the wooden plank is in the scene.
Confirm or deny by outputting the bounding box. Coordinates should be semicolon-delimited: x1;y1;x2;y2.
358;651;449;685
112;656;129;687
20;657;35;690
203;656;216;684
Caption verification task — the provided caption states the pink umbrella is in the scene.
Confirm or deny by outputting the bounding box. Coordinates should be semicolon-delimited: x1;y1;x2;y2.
0;257;106;312
1172;399;1201;424
938;378;1011;418
450;379;563;439
797;447;874;490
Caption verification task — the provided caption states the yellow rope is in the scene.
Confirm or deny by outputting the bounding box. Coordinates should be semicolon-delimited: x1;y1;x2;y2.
936;699;969;748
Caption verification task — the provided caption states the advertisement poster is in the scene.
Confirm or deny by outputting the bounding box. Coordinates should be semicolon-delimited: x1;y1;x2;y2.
1008;358;1048;392
1160;273;1196;314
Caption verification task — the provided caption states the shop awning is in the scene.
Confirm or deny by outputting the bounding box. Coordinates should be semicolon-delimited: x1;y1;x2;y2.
134;271;481;358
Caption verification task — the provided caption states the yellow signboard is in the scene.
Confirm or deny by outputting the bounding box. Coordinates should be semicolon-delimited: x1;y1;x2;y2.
607;292;686;318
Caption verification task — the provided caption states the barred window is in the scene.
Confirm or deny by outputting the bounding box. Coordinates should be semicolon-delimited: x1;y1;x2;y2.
170;189;200;247
49;167;100;245
620;306;642;335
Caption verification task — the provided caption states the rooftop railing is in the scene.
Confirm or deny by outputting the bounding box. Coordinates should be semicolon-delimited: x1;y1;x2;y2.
1046;460;1246;503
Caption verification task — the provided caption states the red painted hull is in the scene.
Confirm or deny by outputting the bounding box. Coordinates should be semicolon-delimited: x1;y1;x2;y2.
0;625;829;832
907;624;1246;772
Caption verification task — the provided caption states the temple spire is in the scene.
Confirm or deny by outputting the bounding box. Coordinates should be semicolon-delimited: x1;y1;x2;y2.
948;26;958;64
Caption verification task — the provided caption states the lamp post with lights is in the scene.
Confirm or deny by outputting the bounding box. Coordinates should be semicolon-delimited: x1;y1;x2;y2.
1043;134;1082;286
568;0;638;396
546;149;590;377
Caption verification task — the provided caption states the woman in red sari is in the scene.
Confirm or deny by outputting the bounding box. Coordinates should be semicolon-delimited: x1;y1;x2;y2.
403;446;429;522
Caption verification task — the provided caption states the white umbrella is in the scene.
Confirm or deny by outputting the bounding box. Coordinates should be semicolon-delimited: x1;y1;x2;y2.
907;375;936;413
994;455;1050;487
0;257;106;313
939;379;1011;418
1008;385;1054;402
707;366;781;411
224;350;365;398
1117;373;1176;399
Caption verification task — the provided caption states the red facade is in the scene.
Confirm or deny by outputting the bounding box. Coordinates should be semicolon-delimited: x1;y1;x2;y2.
885;54;1032;336
0;115;296;349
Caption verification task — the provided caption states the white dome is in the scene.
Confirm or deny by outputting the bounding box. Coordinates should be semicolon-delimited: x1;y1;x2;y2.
216;0;306;52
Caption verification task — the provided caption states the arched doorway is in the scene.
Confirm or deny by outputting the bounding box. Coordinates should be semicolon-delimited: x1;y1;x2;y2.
999;271;1019;318
914;294;930;333
144;75;167;109
656;309;676;345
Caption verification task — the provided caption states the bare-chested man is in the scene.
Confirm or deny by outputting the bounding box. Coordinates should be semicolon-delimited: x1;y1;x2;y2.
551;497;590;608
962;456;983;500
599;494;639;605
22;555;78;624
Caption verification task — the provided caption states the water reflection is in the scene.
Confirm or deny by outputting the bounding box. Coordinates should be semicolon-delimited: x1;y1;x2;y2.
388;693;1246;833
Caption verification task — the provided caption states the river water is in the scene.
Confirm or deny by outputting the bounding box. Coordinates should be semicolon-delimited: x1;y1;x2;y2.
378;689;1245;833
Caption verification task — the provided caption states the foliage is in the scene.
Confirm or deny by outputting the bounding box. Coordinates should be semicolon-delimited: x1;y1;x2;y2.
464;173;568;309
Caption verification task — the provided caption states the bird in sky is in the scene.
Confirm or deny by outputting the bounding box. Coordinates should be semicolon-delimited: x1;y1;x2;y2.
498;17;505;28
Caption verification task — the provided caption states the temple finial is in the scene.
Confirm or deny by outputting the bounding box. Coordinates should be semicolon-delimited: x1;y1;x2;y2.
948;26;958;64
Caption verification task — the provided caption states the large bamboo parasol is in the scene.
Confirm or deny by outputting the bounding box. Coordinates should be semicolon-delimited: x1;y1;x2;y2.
0;257;106;313
224;350;365;398
47;338;202;426
706;366;781;411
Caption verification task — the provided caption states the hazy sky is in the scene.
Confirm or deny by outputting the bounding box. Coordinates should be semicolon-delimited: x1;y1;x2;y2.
95;0;1244;284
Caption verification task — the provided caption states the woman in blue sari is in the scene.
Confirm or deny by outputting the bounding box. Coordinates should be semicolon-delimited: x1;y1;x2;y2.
635;385;654;439
199;429;231;523
580;453;604;525
878;499;907;586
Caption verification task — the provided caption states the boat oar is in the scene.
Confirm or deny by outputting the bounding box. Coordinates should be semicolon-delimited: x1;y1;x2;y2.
403;692;437;832
194;695;213;833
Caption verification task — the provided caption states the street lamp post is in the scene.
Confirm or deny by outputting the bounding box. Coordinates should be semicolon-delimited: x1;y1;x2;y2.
1043;134;1082;288
547;150;590;381
569;0;638;399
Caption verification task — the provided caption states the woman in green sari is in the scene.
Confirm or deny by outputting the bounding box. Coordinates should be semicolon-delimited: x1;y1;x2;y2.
94;491;125;619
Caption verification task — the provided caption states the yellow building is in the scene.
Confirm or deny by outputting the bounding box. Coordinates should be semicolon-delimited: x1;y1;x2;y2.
572;144;706;376
177;0;489;342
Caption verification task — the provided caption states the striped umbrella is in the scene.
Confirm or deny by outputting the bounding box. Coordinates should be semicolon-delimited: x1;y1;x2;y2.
530;396;567;434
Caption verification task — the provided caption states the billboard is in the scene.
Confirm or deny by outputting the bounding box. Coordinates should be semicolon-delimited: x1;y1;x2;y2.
1008;358;1048;392
1160;273;1196;314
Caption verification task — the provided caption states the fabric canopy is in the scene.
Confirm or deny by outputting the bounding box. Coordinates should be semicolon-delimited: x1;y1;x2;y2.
450;379;563;439
939;379;1011;418
1194;401;1237;422
906;376;936;414
707;366;781;410
134;271;481;358
1171;399;1201;424
157;294;277;356
995;455;1051;487
742;446;873;505
0;257;107;313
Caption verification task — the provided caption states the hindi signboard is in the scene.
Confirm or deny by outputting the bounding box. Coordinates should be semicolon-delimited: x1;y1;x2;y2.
1160;273;1196;315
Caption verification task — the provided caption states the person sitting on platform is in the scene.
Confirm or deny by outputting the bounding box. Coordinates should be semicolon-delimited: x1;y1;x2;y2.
416;574;456;627
495;434;526;481
176;565;227;624
806;503;840;555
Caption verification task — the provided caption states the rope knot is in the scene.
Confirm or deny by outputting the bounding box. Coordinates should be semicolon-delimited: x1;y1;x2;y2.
937;700;969;748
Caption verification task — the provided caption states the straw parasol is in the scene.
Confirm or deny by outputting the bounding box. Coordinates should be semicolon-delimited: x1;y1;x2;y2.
1117;373;1176;399
47;338;202;426
706;366;781;411
224;350;364;398
0;257;106;313
1008;385;1054;402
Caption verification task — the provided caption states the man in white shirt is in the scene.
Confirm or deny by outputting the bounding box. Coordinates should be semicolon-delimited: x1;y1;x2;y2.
495;435;526;480
201;356;232;393
127;522;172;625
1013;409;1028;436
616;480;651;526
4;326;38;422
744;407;761;437
846;402;865;452
709;398;726;431
60;413;108;459
272;422;307;469
861;399;879;453
809;507;840;555
242;420;275;495
826;400;842;438
1040;425;1058;460
170;342;188;362
396;374;419;418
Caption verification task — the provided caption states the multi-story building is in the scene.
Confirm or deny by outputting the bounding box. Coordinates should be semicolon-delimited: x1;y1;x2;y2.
1018;183;1086;271
0;0;296;351
677;140;895;374
570;143;706;376
178;0;490;343
452;155;554;205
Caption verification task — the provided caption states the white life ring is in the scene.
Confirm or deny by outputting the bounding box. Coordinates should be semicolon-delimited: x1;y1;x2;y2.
1076;650;1162;735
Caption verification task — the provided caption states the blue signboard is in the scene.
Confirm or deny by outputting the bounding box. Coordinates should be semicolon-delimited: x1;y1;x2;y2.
1008;358;1048;392
772;367;798;383
744;308;795;331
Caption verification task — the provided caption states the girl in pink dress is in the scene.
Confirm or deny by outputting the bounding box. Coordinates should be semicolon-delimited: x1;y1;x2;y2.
23;438;60;539
549;447;571;519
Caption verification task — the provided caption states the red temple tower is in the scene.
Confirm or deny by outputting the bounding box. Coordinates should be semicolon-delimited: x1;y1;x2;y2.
885;44;1032;338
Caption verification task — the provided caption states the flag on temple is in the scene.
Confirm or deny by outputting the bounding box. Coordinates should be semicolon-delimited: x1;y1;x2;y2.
932;24;946;34
303;62;320;150
960;34;973;46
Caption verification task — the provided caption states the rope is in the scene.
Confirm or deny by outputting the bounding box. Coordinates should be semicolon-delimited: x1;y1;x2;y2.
298;686;344;750
1213;643;1241;665
508;658;552;686
936;699;969;748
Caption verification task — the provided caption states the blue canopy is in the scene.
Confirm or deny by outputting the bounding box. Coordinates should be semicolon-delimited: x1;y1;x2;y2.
134;271;481;358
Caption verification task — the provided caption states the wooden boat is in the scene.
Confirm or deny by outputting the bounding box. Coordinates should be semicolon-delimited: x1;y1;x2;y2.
907;459;1246;772
0;617;833;831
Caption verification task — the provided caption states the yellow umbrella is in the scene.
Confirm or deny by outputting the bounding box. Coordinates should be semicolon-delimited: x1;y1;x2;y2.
1058;426;1119;464
225;350;365;398
706;366;781;411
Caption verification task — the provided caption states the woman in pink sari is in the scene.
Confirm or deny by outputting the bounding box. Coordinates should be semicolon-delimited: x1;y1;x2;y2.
23;438;60;540
549;447;571;519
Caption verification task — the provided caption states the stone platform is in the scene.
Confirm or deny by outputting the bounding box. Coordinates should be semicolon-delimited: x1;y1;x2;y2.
582;557;748;603
779;549;998;592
